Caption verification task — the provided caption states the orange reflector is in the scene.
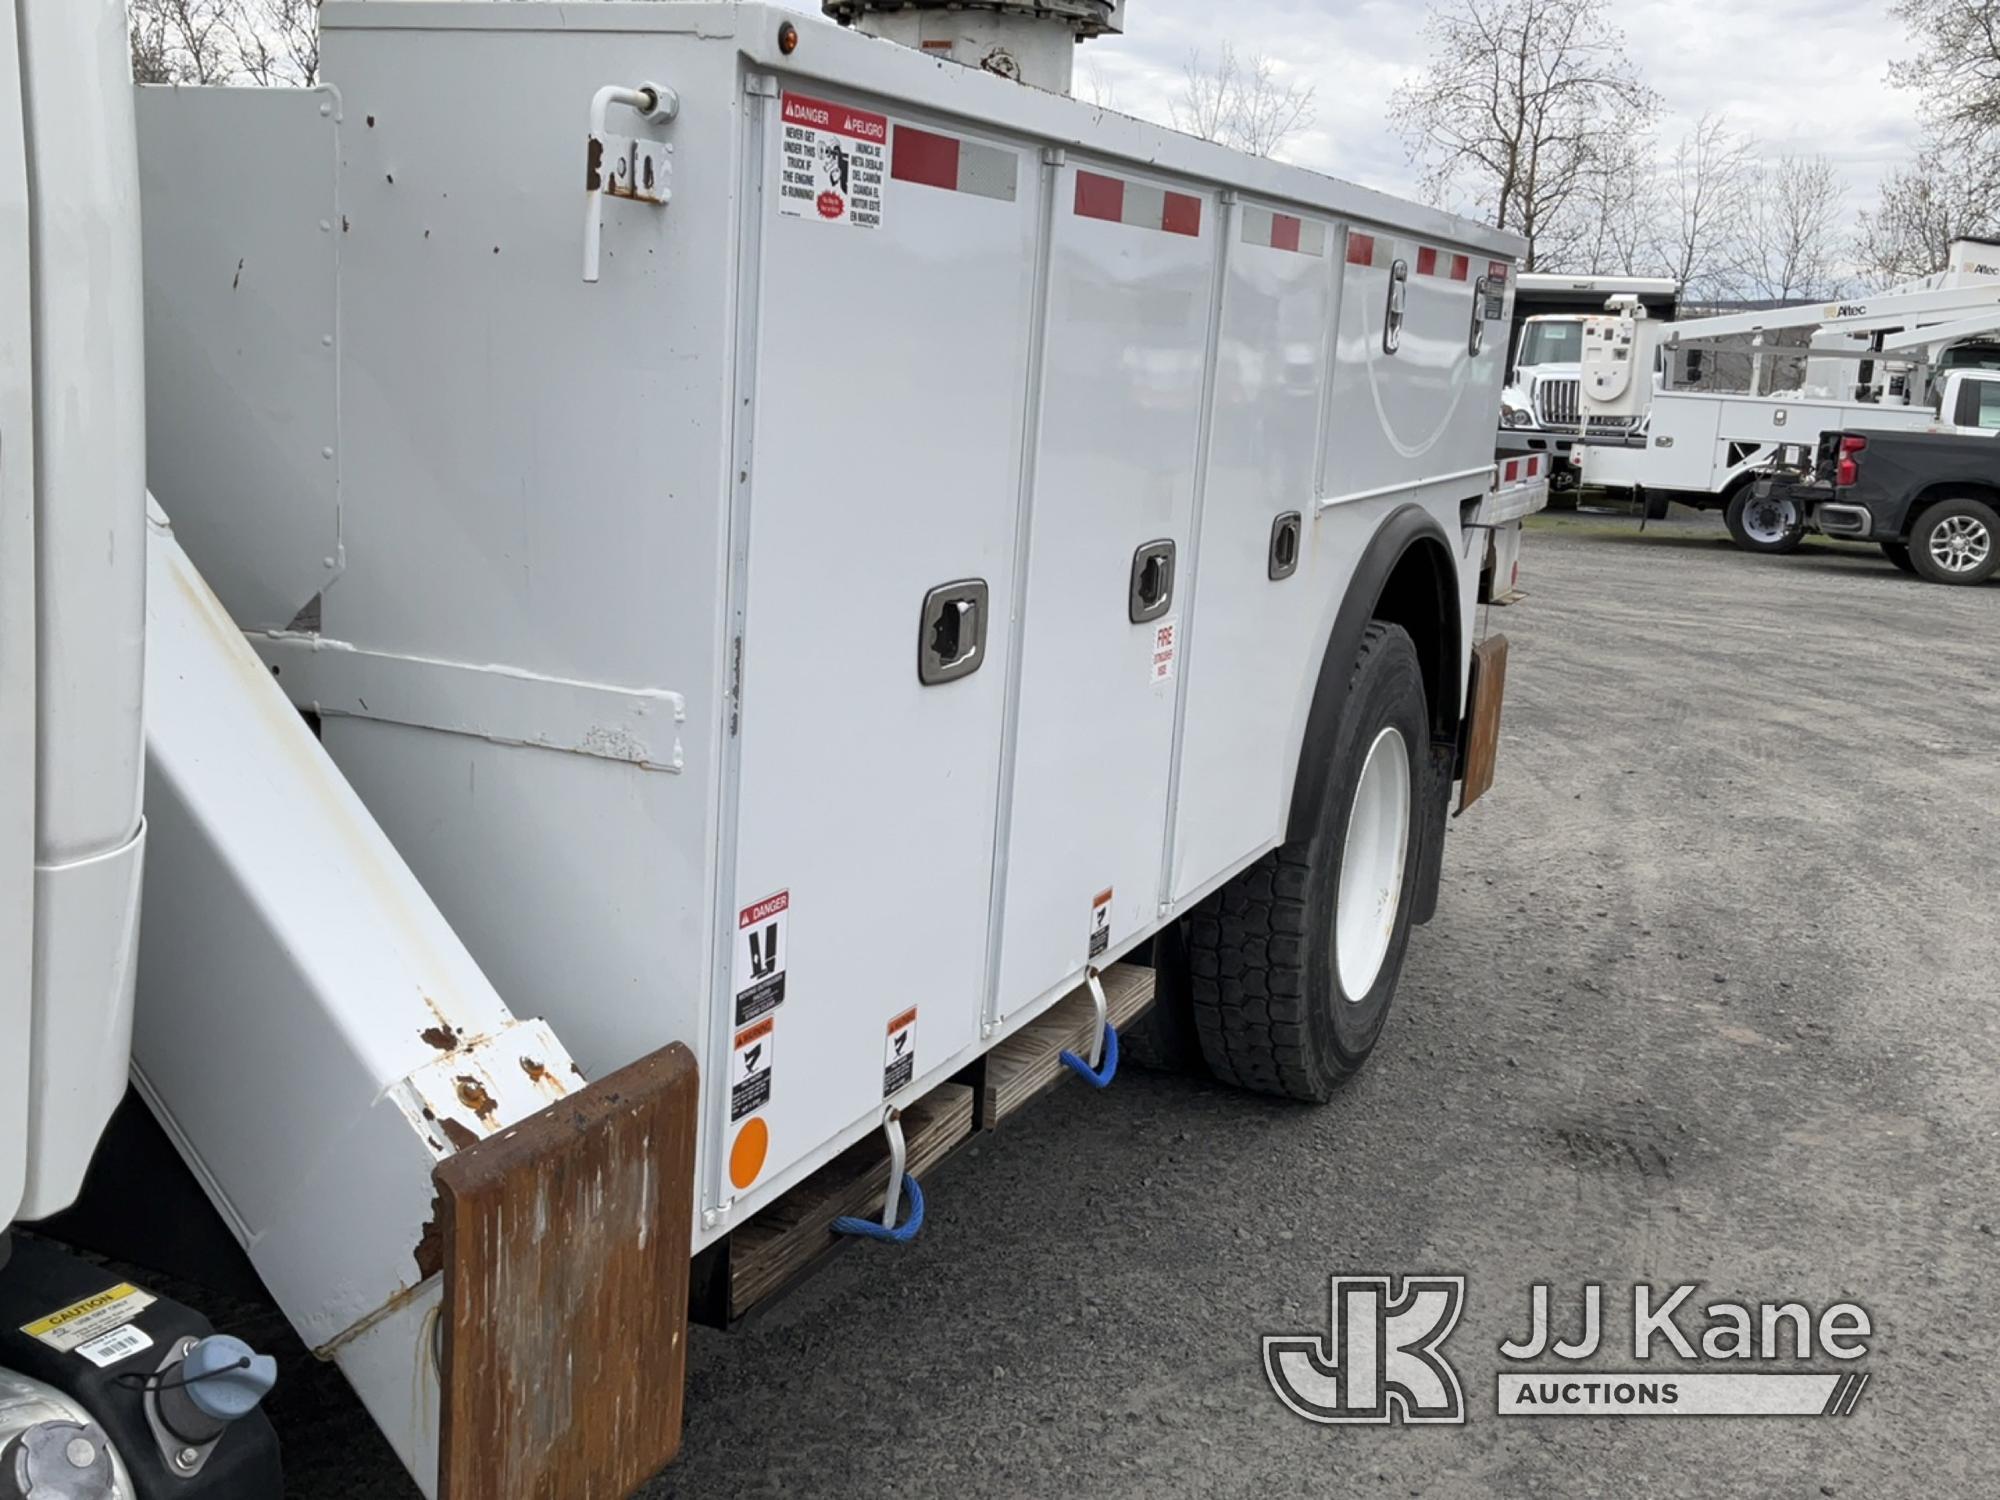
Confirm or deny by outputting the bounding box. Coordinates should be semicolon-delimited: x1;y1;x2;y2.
730;1117;770;1190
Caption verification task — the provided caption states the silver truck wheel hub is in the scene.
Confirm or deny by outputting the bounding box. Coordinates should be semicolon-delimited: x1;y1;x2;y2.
1337;726;1411;1002
1930;515;1992;573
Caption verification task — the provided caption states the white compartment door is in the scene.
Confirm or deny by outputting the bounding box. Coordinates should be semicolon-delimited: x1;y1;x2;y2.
994;161;1217;1025
721;93;1040;1205
1168;205;1338;902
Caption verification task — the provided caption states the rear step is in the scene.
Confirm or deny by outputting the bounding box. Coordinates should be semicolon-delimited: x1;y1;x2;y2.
717;962;1157;1323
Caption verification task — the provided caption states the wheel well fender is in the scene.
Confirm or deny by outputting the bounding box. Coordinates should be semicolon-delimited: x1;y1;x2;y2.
1904;482;2000;533
1285;503;1463;846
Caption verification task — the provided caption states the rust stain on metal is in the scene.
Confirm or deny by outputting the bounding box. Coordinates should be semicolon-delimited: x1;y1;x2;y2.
454;1077;499;1120
519;1056;550;1085
435;1044;698;1500
421;1024;461;1053
439;1117;479;1152
585;135;605;193
414;1199;444;1280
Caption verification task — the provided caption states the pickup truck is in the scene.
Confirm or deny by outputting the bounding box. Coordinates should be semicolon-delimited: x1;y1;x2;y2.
1750;412;2000;585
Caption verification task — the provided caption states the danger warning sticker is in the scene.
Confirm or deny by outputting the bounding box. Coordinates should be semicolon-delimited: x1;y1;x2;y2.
1150;618;1180;685
1089;889;1112;960
21;1283;155;1354
883;1007;917;1098
731;1016;775;1122
780;93;886;229
735;890;789;1026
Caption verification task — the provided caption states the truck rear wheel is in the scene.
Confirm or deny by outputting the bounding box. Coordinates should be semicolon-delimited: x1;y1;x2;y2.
1909;496;2000;585
1187;622;1426;1102
1724;481;1806;554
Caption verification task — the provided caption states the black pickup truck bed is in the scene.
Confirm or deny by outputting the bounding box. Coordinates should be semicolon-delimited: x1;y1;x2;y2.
1790;427;2000;585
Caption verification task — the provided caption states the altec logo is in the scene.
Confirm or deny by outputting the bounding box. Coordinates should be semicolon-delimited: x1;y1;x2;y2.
1264;1276;1467;1424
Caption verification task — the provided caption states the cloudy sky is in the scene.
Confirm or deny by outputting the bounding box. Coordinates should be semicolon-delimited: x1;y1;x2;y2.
777;0;1920;221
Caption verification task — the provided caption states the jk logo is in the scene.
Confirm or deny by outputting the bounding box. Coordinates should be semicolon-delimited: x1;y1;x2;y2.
1264;1276;1466;1425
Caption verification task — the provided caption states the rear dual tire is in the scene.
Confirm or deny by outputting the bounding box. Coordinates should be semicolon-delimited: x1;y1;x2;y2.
1184;622;1427;1102
1724;481;1806;554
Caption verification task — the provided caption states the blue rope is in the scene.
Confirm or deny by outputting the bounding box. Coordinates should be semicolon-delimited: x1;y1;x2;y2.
831;1173;924;1244
1060;1023;1120;1090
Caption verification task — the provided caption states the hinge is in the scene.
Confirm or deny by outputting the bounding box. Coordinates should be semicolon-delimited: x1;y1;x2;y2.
1041;145;1067;166
745;73;779;98
729;635;744;736
1218;188;1240;206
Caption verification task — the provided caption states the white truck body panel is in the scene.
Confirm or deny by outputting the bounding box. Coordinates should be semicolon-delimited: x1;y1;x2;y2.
5;0;149;1227
136;1;1520;1243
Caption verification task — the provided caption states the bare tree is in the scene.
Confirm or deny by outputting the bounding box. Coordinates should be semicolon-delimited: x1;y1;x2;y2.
1857;139;2000;283
1650;111;1755;300
1076;62;1119;112
1389;0;1656;270
236;0;319;87
128;0;240;84
1571;133;1655;275
1170;43;1316;159
1892;0;2000;148
1742;154;1848;300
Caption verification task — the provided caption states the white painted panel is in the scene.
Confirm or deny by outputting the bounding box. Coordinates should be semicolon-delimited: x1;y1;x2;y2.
0;0;34;1226
1170;205;1336;900
725;95;1040;1199
136;86;341;632
1323;235;1498;503
996;161;1215;1023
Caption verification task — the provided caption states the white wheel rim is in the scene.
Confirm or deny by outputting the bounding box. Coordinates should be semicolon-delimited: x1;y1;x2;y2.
1929;514;1992;574
1743;494;1798;545
1337;726;1412;1002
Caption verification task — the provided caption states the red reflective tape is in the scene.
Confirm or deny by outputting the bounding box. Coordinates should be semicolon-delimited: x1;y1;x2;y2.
1270;214;1302;253
1450;253;1470;281
1075;170;1125;224
1347;231;1376;267
1417;247;1439;277
1162;191;1203;237
892;125;960;192
1504;460;1519;482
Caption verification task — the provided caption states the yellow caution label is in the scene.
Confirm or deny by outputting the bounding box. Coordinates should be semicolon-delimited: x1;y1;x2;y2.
21;1283;156;1353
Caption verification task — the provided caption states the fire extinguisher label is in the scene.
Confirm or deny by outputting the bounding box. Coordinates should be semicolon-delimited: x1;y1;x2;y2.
735;889;790;1027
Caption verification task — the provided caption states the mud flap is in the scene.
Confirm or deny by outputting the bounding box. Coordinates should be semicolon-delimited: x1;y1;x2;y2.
434;1042;699;1500
1456;635;1509;813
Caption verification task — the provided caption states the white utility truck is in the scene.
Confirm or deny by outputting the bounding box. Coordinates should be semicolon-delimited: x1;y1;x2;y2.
1497;274;1681;488
4;2;1546;1496
1581;242;2000;551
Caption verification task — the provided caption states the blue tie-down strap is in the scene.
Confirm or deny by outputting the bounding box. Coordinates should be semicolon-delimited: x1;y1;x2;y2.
1060;1024;1120;1090
832;1174;925;1244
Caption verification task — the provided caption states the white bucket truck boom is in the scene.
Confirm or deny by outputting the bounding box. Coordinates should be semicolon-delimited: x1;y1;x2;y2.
1580;241;2000;551
8;1;1543;1495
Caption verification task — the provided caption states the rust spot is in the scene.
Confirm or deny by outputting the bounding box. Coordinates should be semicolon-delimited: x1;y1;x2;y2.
366;114;375;128
586;134;605;193
520;1056;550;1085
414;1200;444;1279
440;1117;479;1152
231;257;244;291
421;1024;461;1053
456;1076;499;1120
386;172;395;184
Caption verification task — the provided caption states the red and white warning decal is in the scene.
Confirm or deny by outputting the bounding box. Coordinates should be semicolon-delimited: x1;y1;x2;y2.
891;124;1019;202
732;1016;775;1122
1089;888;1113;960
735;889;789;1027
1488;260;1511;283
1346;230;1390;268
1416;246;1472;281
883;1007;918;1098
1150;617;1180;686
1074;170;1203;237
1242;206;1327;257
780;93;886;228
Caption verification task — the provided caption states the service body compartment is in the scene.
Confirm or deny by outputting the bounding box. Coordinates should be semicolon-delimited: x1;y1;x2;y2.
136;1;1522;1246
726;91;1040;1192
992;159;1216;1026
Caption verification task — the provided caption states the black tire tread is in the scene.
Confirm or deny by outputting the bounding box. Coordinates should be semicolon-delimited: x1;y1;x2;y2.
1185;621;1402;1101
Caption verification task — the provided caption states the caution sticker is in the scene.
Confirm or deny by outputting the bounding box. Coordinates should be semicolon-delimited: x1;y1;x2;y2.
735;890;790;1026
1089;888;1112;960
74;1323;155;1369
731;1017;775;1122
780;93;886;229
21;1283;156;1354
883;1007;917;1098
1150;618;1179;685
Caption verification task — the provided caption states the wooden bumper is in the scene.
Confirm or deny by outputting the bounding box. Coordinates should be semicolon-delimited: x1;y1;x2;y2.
434;1042;699;1500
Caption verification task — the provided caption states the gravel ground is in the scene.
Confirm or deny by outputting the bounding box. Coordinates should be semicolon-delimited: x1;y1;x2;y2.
274;508;2000;1498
